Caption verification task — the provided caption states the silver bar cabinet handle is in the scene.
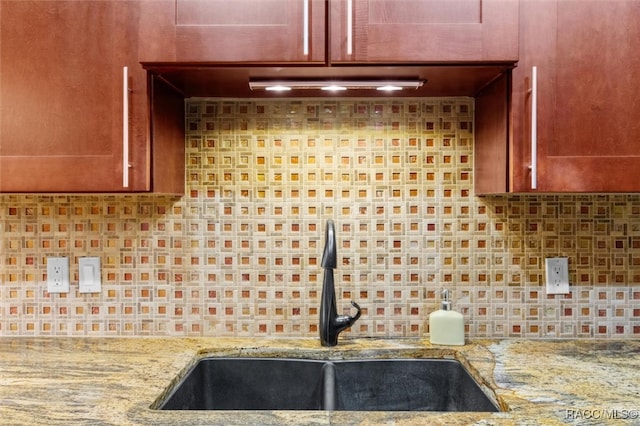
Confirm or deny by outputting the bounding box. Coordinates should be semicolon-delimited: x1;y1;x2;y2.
303;0;309;55
347;0;353;55
531;66;538;190
122;66;130;188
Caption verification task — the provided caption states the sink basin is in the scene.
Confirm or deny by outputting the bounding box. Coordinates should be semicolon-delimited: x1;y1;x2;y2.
158;358;325;410
155;357;499;412
333;359;497;411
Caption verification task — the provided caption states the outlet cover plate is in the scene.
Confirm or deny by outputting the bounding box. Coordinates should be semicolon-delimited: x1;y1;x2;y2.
47;257;70;293
545;257;570;294
79;257;101;293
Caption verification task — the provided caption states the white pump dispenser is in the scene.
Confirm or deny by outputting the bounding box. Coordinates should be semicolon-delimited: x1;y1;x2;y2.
429;289;465;345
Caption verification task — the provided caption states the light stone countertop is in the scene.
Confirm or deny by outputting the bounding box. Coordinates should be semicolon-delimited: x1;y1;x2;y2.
0;337;639;425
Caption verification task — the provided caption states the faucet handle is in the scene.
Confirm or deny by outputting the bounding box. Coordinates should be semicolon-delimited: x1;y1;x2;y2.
349;300;362;322
335;301;362;327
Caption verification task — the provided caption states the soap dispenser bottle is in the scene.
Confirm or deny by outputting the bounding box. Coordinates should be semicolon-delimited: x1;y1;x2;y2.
429;289;465;345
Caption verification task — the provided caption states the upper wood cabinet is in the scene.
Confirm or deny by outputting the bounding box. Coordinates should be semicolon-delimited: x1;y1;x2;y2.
140;0;518;65
475;0;640;194
329;0;518;63
139;0;327;63
0;1;184;194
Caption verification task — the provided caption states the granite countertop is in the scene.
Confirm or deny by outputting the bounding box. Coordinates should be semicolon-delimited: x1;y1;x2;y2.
0;337;639;425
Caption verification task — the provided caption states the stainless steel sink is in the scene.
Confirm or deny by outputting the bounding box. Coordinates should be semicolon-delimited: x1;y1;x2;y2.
155;357;499;412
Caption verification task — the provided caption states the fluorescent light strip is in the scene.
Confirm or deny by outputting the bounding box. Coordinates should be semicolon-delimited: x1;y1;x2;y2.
250;79;424;92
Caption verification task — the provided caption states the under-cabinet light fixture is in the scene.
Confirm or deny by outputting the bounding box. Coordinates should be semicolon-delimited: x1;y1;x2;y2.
249;79;425;92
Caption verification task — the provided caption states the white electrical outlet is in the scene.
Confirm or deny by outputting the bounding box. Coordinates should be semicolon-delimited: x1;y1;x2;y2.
79;257;101;293
47;257;70;293
545;257;570;294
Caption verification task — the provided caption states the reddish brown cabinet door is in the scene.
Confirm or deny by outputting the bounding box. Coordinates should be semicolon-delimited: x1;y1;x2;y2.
477;0;640;194
0;1;150;192
510;0;640;192
140;0;517;65
329;0;519;64
140;0;327;63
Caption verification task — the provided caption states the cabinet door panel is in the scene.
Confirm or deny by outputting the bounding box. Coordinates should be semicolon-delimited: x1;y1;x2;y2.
507;0;556;193
172;0;326;63
493;0;640;193
554;1;640;158
0;1;148;192
542;1;640;191
330;0;518;63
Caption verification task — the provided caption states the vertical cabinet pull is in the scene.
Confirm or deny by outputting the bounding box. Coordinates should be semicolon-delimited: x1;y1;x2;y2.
303;0;309;55
347;0;353;55
530;66;538;190
122;66;130;188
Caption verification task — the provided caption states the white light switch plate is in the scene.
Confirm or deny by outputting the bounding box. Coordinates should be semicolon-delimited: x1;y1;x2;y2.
47;257;70;293
79;257;101;293
545;257;570;294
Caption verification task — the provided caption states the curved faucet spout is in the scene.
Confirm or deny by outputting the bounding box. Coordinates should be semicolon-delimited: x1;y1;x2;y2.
321;219;337;269
319;220;361;347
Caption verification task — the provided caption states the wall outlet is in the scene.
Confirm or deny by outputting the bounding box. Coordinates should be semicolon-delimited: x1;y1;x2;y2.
545;257;570;294
79;257;101;294
47;257;70;293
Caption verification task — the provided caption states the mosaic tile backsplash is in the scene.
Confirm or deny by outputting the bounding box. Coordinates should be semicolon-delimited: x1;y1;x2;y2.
1;98;640;338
